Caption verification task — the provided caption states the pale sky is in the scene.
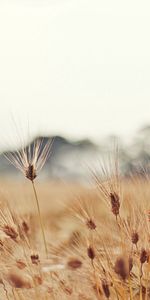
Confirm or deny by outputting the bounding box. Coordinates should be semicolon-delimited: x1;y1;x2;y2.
0;0;150;148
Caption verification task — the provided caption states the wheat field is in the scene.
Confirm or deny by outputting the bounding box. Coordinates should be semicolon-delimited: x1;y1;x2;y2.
0;141;149;299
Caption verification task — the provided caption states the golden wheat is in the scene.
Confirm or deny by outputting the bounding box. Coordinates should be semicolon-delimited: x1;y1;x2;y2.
0;154;149;299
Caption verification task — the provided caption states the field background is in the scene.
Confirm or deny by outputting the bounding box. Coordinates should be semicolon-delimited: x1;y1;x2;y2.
0;176;149;299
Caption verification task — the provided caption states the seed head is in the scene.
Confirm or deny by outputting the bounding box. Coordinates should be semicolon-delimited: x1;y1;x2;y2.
31;254;40;265
140;249;148;264
33;275;43;286
22;220;30;235
131;232;139;245
142;286;146;295
26;164;36;181
110;192;120;217
86;219;96;230
114;257;129;280
67;258;82;269
102;280;110;299
87;246;95;260
6;269;32;289
3;225;18;240
4;138;52;181
16;259;27;270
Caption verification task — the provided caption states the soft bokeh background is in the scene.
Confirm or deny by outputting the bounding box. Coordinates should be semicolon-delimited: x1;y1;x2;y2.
0;0;150;179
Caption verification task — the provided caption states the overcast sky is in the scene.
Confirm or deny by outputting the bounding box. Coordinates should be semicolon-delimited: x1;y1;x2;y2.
0;0;150;148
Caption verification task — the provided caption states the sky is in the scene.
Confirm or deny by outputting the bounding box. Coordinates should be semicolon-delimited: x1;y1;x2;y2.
0;0;150;148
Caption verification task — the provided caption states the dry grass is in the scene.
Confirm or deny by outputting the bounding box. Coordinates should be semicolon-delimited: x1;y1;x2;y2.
0;174;148;300
0;141;149;299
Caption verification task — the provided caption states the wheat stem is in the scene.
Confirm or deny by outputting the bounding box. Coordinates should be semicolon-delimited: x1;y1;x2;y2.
128;275;133;300
31;180;48;257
